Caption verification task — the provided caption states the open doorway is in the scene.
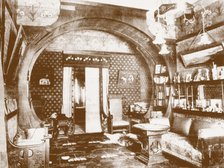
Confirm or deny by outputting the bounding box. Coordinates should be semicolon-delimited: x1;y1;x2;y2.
73;67;85;134
62;65;109;135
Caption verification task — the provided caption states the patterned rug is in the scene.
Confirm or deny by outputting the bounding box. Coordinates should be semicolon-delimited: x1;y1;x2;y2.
50;133;196;168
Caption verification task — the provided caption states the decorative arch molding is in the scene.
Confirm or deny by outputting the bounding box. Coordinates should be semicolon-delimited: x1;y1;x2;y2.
18;18;164;128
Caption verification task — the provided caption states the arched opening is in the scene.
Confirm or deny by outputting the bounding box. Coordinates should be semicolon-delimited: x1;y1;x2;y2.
18;18;165;129
29;30;153;134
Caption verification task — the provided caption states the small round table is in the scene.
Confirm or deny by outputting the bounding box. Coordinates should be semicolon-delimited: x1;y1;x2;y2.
132;123;170;166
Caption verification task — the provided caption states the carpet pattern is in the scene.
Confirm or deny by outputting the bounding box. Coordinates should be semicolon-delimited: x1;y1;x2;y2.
49;133;197;168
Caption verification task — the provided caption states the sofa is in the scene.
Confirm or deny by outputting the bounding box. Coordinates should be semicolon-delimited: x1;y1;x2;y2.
161;116;224;167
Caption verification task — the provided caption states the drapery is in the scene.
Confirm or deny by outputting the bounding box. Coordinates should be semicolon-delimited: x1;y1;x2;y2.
62;67;73;117
85;67;102;133
102;68;109;116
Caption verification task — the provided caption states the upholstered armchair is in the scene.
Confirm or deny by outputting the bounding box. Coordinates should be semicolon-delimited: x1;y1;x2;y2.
108;95;129;134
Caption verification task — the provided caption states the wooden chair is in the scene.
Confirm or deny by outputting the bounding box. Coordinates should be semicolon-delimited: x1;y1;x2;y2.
108;95;129;134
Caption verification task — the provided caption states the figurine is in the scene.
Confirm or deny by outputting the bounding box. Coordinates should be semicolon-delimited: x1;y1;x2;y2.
212;62;218;80
185;73;192;82
218;67;224;79
174;72;181;83
204;68;210;81
194;69;203;81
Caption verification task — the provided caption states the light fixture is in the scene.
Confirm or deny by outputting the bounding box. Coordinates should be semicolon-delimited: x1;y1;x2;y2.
198;33;213;45
159;44;170;55
153;32;166;45
151;3;167;45
197;9;213;45
176;1;187;11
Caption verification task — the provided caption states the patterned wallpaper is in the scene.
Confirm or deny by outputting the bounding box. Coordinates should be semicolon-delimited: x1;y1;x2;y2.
30;51;151;119
109;54;151;113
30;52;63;119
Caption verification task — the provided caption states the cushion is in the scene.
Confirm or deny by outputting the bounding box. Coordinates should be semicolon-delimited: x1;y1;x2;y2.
189;120;217;138
189;120;217;146
198;128;224;139
113;120;129;127
162;133;202;163
171;117;192;136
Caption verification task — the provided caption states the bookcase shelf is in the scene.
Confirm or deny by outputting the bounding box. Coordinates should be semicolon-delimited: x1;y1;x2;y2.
153;64;170;113
172;79;224;116
173;108;224;118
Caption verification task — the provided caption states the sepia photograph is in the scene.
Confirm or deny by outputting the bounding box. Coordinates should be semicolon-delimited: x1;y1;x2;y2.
1;0;224;168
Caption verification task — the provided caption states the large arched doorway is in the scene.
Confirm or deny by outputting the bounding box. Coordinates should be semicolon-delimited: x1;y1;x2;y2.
18;18;165;129
29;29;153;134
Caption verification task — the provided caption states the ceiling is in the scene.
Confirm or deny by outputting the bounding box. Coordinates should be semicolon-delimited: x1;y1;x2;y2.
63;0;201;10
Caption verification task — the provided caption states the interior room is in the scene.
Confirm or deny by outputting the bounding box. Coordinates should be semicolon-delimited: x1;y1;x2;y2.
1;0;224;167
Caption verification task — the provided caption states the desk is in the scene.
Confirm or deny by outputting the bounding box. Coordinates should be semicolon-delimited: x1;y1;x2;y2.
132;123;169;166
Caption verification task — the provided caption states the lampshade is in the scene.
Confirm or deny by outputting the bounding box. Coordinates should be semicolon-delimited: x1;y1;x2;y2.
159;44;170;55
197;32;213;45
153;34;166;44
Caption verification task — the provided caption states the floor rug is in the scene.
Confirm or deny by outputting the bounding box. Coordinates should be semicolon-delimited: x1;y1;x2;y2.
50;133;197;168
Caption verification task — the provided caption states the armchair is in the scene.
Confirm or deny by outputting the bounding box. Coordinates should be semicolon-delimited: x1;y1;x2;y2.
108;95;129;134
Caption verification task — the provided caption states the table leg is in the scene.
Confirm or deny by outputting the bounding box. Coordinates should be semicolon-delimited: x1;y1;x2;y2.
136;134;167;166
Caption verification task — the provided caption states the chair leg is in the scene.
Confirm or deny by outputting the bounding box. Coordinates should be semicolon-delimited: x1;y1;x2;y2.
107;115;113;134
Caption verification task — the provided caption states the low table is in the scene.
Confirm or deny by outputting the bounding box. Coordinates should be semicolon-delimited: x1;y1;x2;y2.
132;123;170;166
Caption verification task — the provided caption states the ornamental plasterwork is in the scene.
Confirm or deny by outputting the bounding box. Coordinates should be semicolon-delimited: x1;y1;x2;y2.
176;1;224;39
16;0;60;26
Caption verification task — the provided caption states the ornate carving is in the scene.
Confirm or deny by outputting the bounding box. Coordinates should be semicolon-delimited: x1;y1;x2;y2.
63;54;110;67
176;1;224;39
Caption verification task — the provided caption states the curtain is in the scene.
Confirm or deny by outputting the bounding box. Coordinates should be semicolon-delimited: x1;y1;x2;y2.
62;67;73;117
102;68;109;116
85;67;102;133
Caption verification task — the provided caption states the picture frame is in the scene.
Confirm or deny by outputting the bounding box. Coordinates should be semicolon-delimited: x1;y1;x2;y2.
154;64;161;74
34;68;54;86
180;44;223;67
117;70;138;88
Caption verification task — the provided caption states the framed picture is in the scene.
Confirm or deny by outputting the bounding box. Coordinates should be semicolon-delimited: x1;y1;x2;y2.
154;64;161;74
34;68;54;86
180;44;223;67
117;70;138;88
